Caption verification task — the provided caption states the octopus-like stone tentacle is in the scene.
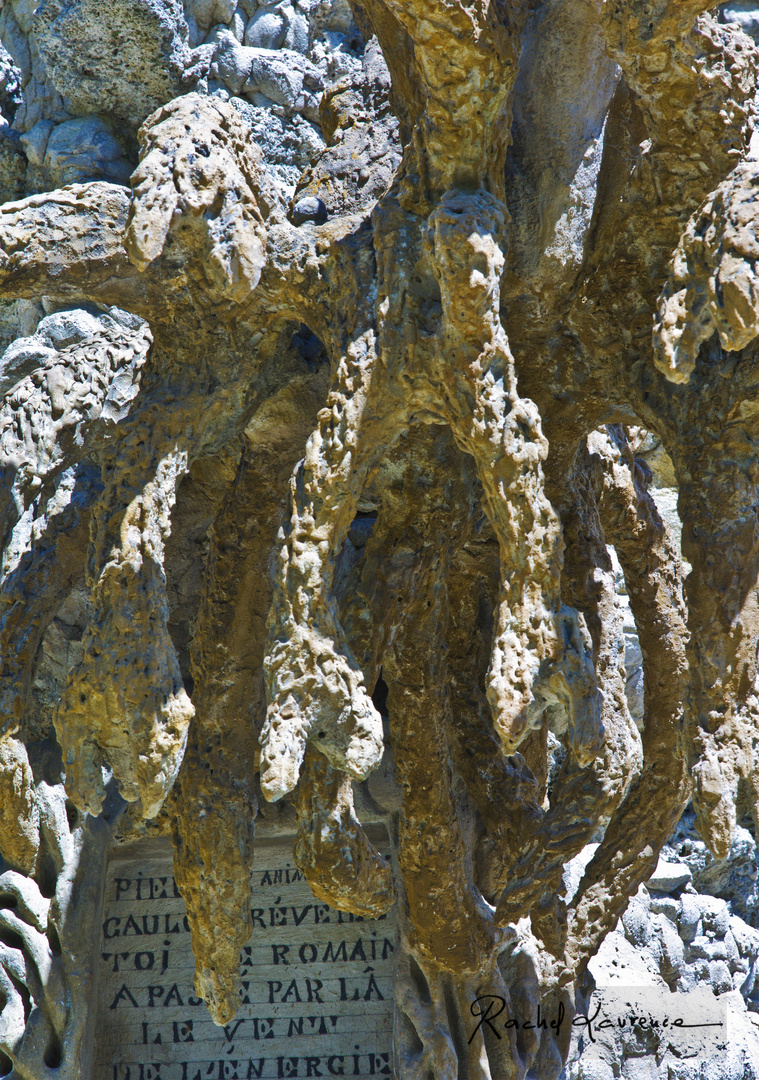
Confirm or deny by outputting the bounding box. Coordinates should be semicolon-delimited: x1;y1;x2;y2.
655;162;759;384
427;189;603;764
385;553;498;975
495;444;642;936
172;445;266;1026
293;746;395;916
565;426;689;972
261;330;400;801
56;398;196;818
313;433;491;965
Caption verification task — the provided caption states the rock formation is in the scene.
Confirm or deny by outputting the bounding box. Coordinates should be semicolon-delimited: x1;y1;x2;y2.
2;0;759;1077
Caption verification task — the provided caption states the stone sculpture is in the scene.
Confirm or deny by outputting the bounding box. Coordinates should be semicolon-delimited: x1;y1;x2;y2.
1;0;759;1077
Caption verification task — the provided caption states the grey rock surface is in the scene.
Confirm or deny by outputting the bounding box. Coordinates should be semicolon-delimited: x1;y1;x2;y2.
722;2;759;42
35;0;191;128
647;858;693;894
662;809;759;928
0;0;368;202
563;883;759;1079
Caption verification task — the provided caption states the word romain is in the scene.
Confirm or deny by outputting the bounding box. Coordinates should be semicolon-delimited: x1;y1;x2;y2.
468;996;725;1045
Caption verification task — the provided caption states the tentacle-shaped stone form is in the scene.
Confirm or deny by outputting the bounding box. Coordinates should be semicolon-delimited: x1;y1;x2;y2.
427;189;602;762
385;553;498;976
444;531;546;896
494;447;642;935
172;446;261;1026
0;735;39;873
515;16;759;856
126;94;267;303
0;91;336;829
173;407;330;1025
503;0;620;304
0;466;97;737
565;427;689;973
314;437;496;970
0;872;49;935
556;14;758;422
56;397;197;818
601;4;751;166
376;0;529;195
257;186;420;806
655;162;759;383
555;446;638;769
261;327;396;801
0;322;150;554
667;411;759;858
395;938;524;1080
0;183;326;350
293;746;394;916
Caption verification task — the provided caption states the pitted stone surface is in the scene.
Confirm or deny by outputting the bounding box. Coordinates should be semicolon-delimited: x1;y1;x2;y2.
2;3;759;1080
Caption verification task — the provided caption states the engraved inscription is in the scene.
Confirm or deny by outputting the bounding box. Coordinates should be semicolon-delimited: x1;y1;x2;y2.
95;839;395;1079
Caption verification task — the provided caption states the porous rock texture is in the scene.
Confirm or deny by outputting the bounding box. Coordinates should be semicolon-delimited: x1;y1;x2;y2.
3;0;759;1078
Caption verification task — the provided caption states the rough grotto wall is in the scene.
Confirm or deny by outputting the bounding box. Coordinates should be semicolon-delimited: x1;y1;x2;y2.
4;1;759;1079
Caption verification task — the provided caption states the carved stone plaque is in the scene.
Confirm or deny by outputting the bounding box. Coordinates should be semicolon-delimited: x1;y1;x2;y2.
95;836;395;1080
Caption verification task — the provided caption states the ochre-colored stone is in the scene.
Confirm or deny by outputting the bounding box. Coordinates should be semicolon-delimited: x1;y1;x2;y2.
3;4;759;1077
0;735;39;874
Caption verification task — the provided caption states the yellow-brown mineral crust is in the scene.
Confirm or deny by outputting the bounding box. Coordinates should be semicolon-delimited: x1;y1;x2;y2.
0;735;39;874
4;0;759;1075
